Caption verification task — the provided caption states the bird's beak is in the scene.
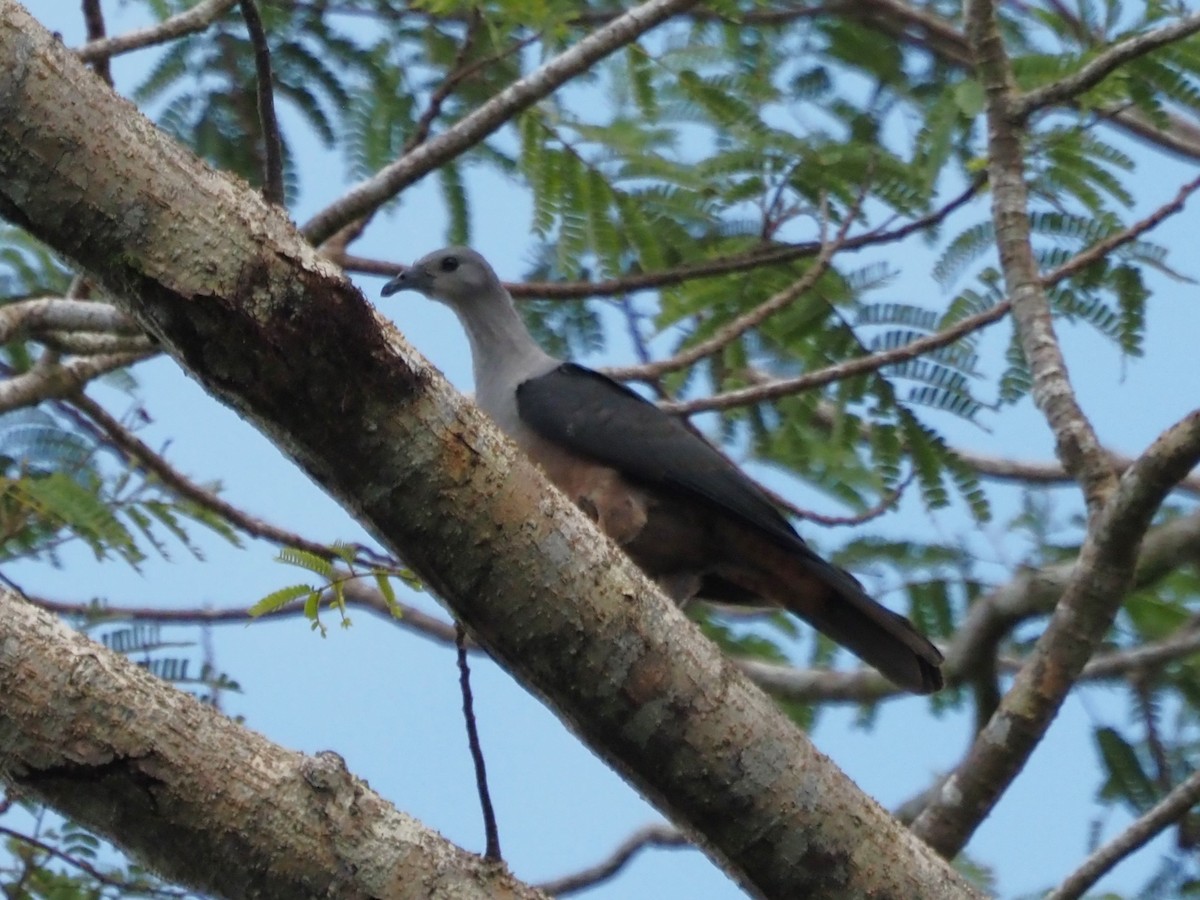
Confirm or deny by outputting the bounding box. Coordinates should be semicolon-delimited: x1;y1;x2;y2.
381;266;432;297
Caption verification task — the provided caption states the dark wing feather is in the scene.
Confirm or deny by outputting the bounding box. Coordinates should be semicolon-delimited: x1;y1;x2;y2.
518;363;943;693
516;363;801;548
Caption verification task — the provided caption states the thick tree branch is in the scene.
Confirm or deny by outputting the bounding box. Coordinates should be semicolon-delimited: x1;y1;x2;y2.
0;589;544;899
301;0;701;244
0;9;977;896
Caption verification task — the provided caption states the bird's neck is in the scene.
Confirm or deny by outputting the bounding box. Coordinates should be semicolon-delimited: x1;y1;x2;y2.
457;289;557;389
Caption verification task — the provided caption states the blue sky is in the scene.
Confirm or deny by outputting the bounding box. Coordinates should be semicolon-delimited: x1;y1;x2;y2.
12;2;1200;896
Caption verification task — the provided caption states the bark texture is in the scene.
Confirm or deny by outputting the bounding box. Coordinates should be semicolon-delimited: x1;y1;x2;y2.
0;589;541;899
0;4;978;897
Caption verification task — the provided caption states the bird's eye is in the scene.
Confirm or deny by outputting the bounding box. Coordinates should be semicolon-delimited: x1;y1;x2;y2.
440;256;459;272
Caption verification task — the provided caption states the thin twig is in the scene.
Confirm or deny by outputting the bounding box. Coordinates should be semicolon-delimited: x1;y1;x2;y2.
1041;172;1200;284
69;392;382;566
80;0;113;85
238;0;285;205
952;445;1200;495
337;178;984;298
1046;768;1200;900
28;579;461;647
779;469;914;527
456;622;501;861
402;11;490;155
661;299;1010;415
0;824;189;898
607;174;872;382
672;165;1200;416
535;823;689;896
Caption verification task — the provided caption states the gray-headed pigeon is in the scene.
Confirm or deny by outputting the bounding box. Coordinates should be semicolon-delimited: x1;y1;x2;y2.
383;247;943;693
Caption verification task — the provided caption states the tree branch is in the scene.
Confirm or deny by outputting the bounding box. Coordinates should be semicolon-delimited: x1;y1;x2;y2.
0;352;150;415
80;0;111;85
0;823;189;897
658;163;1199;415
0;588;544;900
237;0;285;205
968;0;1115;511
1040;172;1200;284
848;0;1200;160
1046;767;1200;900
300;0;701;244
1015;12;1200;119
69;391;384;566
0;297;140;343
76;0;238;63
661;299;1009;414
28;579;461;648
535;823;689;897
912;408;1200;857
335;177;983;299
605;178;869;382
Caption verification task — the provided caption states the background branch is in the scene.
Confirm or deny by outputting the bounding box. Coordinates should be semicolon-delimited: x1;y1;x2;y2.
1047;768;1200;900
301;0;701;243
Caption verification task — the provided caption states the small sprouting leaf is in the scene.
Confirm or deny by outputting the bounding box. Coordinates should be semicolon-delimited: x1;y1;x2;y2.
277;546;335;578
249;583;313;618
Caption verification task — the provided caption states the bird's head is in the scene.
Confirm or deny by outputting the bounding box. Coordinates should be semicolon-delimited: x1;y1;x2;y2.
381;247;503;308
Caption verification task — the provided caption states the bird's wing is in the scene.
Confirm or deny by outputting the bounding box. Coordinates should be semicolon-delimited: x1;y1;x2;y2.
517;363;943;693
516;363;802;548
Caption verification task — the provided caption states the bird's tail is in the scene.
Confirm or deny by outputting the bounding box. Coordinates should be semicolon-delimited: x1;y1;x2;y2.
787;561;944;694
717;530;944;693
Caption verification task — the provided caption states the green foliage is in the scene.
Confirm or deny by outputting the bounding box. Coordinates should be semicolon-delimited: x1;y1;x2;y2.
0;227;71;300
0;802;204;899
1095;726;1161;812
0;410;240;569
251;542;412;635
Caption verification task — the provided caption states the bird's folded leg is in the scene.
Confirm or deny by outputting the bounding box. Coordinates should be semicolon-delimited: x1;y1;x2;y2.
654;572;702;606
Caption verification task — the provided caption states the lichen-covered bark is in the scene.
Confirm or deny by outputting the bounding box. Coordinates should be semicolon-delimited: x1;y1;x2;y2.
0;4;977;897
0;589;542;899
